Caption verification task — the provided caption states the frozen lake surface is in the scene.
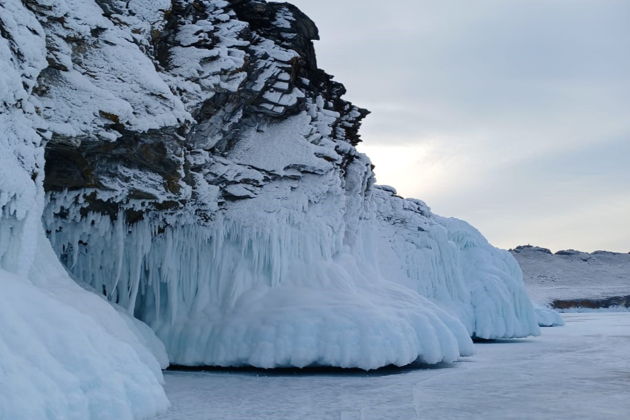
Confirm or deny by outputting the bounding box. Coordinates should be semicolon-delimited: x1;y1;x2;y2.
156;313;630;419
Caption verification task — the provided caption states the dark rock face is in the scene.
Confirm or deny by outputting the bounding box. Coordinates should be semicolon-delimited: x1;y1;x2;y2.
551;295;630;310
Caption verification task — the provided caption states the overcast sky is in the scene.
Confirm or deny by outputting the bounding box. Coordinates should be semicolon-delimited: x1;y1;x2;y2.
287;0;630;252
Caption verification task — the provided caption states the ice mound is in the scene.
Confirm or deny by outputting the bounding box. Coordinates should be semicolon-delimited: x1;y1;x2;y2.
161;285;472;369
0;268;168;420
533;305;565;327
434;217;541;338
0;183;169;420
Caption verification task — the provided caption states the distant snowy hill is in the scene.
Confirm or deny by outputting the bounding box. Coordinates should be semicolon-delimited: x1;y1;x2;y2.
2;1;541;419
512;245;630;309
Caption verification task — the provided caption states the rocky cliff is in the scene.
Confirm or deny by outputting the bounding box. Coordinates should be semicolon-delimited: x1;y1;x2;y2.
1;1;540;418
41;0;368;213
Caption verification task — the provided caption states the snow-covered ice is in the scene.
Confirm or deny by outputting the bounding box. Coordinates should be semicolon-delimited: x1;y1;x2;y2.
533;303;565;327
514;245;628;322
154;313;630;420
0;265;168;420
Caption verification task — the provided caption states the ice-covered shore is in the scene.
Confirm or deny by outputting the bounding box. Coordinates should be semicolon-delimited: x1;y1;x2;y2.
1;0;540;418
154;313;630;420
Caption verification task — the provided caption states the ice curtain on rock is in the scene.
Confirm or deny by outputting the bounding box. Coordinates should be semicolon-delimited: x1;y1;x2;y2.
1;0;541;419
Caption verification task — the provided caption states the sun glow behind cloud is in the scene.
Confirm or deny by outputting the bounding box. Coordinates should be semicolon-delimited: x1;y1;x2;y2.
286;0;630;252
359;140;455;199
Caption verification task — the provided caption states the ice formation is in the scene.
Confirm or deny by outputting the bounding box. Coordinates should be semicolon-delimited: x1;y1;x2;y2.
31;0;539;372
533;304;565;327
2;1;542;417
0;1;168;419
45;173;540;368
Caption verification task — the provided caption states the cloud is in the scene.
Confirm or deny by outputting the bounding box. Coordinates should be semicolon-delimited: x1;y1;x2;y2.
287;0;630;252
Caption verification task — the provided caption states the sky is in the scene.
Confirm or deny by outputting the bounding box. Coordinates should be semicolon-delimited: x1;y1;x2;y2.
286;0;630;252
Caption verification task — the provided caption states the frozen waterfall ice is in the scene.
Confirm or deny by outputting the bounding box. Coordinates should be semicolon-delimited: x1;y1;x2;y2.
45;119;539;369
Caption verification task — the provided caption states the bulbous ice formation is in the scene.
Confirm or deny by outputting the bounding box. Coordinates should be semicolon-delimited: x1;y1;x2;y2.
533;304;566;327
0;242;169;420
